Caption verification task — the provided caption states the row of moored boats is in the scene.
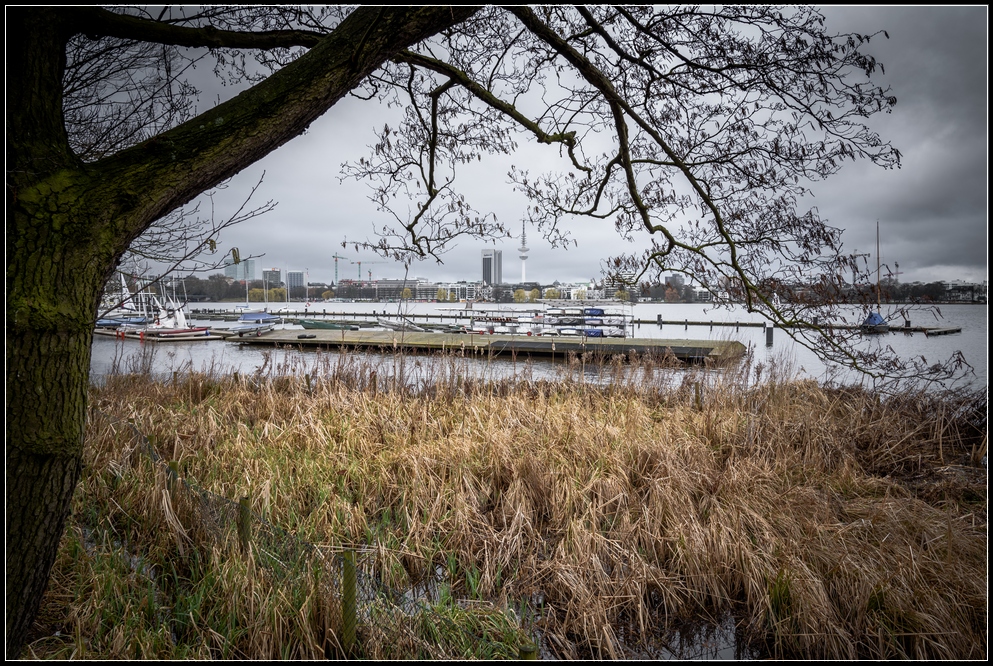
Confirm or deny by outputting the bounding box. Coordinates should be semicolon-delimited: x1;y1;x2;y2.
97;276;633;341
96;274;283;340
455;306;631;337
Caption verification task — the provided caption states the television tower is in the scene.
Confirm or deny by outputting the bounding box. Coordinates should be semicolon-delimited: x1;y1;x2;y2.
518;221;529;283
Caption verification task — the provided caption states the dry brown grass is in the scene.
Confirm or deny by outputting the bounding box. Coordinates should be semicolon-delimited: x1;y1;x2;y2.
36;351;987;659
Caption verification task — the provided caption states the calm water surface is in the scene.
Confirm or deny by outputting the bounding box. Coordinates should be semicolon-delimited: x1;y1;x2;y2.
89;301;987;390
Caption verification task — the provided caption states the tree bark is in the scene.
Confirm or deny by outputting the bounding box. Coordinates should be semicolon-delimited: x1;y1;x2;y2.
6;451;82;656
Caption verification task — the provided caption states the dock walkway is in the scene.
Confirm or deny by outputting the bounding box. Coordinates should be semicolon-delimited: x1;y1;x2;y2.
190;309;961;335
233;330;747;364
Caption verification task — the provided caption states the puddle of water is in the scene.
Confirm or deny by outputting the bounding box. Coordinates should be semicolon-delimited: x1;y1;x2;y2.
366;556;764;660
625;615;764;660
529;615;762;660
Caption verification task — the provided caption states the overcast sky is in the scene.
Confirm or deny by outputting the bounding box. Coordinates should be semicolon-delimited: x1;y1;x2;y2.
189;6;988;287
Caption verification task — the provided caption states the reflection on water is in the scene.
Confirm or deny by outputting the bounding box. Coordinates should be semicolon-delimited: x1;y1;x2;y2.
629;615;764;660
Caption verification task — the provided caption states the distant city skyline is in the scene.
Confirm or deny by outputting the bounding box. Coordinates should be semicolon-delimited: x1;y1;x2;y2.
209;260;983;292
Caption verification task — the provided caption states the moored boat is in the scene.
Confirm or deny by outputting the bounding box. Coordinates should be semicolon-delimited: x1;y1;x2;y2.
377;317;425;332
861;221;891;335
237;311;282;324
94;327;229;341
96;315;149;329
298;319;359;331
468;301;633;338
860;312;890;334
96;277;228;340
220;310;283;337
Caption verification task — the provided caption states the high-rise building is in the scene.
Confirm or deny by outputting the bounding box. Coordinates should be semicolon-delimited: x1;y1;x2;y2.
286;270;305;290
481;249;502;285
224;258;256;281
262;268;282;287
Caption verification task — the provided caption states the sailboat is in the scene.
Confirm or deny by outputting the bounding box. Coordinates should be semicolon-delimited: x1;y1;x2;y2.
860;221;890;334
95;273;150;328
95;275;224;340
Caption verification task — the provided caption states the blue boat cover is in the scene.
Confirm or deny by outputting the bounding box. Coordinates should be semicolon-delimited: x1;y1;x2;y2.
863;312;886;326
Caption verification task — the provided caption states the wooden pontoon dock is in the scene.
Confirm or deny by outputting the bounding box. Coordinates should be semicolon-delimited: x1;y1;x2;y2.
190;309;962;336
231;330;747;364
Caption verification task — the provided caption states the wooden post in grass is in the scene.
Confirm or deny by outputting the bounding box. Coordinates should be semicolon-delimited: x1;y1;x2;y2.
238;495;252;555
519;642;537;659
167;460;179;497
342;549;357;655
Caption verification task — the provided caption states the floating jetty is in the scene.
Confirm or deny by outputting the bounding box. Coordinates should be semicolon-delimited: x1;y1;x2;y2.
651;318;961;335
231;330;747;364
94;328;232;342
923;327;963;336
190;309;961;336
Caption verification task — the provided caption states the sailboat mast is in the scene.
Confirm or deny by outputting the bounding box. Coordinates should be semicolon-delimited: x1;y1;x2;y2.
876;220;881;310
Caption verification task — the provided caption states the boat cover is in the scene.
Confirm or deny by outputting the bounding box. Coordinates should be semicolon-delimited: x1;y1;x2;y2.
862;312;886;327
239;311;282;323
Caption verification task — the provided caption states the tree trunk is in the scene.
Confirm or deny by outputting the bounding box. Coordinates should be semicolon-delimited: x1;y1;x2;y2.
6;450;82;655
6;182;108;656
6;9;93;656
5;275;99;657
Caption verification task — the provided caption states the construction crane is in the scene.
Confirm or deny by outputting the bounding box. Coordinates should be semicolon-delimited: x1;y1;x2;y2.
850;251;870;286
362;261;388;281
351;260;388;281
331;253;349;285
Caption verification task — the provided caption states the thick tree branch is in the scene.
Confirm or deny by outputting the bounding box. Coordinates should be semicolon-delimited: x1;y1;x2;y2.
69;7;325;49
79;6;481;257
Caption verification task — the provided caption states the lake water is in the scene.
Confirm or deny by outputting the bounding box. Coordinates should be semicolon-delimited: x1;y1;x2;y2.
89;301;987;391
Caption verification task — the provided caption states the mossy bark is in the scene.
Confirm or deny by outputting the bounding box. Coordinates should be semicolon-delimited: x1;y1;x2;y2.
5;6;479;657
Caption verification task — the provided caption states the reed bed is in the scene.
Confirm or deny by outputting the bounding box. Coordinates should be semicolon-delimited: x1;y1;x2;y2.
29;350;987;659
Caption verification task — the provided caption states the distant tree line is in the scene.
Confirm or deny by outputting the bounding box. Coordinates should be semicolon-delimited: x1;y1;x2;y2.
788;280;977;305
873;281;971;303
642;282;698;303
168;274;291;302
